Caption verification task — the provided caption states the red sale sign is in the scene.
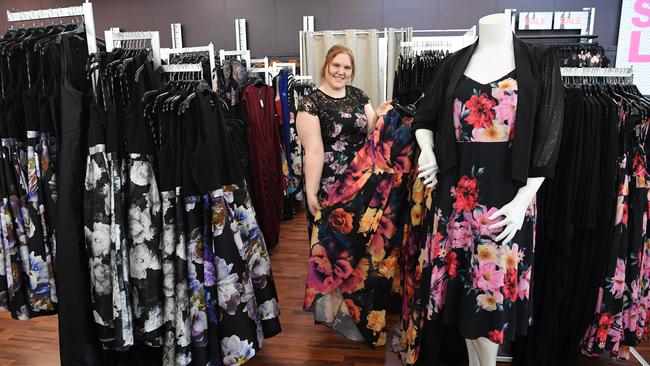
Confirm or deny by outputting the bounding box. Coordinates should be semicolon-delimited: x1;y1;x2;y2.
518;12;553;30
617;0;650;93
553;11;590;30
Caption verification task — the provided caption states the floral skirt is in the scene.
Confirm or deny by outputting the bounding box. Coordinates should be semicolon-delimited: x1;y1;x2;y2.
0;138;57;320
303;109;414;347
426;142;535;344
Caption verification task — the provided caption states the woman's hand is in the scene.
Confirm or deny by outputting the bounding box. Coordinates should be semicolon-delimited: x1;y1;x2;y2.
306;192;322;217
365;100;392;137
375;100;392;117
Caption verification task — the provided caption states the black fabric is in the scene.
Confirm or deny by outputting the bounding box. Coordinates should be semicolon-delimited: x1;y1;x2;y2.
55;31;100;366
512;83;633;365
413;36;565;183
393;50;448;106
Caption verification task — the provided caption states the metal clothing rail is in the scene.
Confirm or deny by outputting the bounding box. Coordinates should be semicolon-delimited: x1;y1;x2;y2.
293;75;312;81
105;29;161;69
309;30;378;37
630;347;650;366
309;28;474;37
412;29;475;33
400;40;452;51
161;43;215;72
250;56;270;84
8;6;81;22
519;34;599;40
6;2;98;56
219;49;251;69
272;62;296;76
560;67;634;78
160;63;203;73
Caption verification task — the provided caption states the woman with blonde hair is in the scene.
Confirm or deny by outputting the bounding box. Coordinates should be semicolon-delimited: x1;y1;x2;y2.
297;44;415;346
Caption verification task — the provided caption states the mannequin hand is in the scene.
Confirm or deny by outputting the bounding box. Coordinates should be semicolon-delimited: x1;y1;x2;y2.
488;177;545;243
306;192;322;217
417;147;439;188
415;129;439;188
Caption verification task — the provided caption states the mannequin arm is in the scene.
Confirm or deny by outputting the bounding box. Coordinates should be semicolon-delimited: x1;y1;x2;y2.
415;129;439;188
489;177;544;243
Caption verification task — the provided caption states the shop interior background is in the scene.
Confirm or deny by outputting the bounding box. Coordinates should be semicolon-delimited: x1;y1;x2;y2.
0;0;622;60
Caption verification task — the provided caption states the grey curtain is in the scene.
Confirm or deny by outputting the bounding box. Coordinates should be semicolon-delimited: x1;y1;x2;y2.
385;28;407;101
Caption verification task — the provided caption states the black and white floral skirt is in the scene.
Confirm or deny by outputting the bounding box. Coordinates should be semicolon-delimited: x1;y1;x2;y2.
83;143;281;365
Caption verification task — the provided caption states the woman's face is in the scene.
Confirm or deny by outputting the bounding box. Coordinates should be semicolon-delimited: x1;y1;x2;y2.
324;53;353;90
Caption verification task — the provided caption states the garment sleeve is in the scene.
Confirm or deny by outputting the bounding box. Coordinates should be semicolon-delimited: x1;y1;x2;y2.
356;87;370;105
411;58;450;133
297;94;318;116
529;48;565;178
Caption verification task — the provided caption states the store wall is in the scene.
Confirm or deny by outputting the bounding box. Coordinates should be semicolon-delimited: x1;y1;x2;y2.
0;0;622;58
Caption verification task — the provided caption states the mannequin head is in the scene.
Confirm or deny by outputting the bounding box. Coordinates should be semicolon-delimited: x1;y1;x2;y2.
320;45;355;91
479;13;510;26
477;13;513;47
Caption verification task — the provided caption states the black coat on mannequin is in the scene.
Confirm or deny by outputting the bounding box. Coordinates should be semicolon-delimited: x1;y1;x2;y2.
413;36;564;184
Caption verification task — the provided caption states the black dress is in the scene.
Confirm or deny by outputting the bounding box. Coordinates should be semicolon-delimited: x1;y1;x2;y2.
425;72;535;344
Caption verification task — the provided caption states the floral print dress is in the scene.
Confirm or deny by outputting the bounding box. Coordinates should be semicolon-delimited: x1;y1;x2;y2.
83;54;281;365
299;85;415;346
581;96;650;358
421;72;535;346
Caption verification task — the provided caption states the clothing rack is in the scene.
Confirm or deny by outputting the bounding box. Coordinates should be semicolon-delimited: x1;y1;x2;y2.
250;56;270;84
561;67;634;84
219;49;251;69
271;62;296;76
6;2;97;56
400;40;452;56
161;43;215;72
293;75;312;82
160;63;203;74
519;34;599;40
104;29;161;69
559;69;647;366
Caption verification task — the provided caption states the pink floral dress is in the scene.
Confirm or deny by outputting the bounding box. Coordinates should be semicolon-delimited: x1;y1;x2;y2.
425;71;536;344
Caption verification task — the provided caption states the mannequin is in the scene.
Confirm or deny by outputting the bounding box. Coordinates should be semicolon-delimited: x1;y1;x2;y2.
415;13;545;366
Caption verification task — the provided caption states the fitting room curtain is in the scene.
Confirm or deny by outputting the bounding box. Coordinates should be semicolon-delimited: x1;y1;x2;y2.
385;28;408;101
302;29;381;107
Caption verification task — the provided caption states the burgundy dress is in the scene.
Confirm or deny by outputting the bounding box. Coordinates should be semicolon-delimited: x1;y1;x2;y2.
242;84;284;249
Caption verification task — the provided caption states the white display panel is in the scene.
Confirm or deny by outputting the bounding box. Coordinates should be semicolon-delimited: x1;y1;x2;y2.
616;0;650;95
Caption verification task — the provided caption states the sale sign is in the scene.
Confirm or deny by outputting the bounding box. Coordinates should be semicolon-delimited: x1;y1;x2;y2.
553;11;590;30
519;12;554;30
617;0;650;94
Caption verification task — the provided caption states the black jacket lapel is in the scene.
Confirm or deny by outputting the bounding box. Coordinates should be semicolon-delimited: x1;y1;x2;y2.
445;41;477;103
511;36;538;183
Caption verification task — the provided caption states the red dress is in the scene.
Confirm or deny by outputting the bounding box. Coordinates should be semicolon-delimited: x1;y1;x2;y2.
242;84;284;249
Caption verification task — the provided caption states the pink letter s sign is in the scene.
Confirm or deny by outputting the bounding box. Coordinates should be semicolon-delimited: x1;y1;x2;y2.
630;0;650;61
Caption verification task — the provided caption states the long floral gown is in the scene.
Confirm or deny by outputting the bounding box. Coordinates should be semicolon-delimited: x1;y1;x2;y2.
299;85;415;347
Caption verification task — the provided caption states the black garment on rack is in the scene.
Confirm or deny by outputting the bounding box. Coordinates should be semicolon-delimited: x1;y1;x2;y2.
513;81;650;365
393;50;447;106
551;43;610;68
55;30;101;366
165;52;212;87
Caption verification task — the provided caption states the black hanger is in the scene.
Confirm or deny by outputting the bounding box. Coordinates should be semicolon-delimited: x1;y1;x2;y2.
392;94;423;117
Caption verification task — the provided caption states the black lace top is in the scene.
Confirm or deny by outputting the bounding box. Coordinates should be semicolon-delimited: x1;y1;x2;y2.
298;85;370;197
